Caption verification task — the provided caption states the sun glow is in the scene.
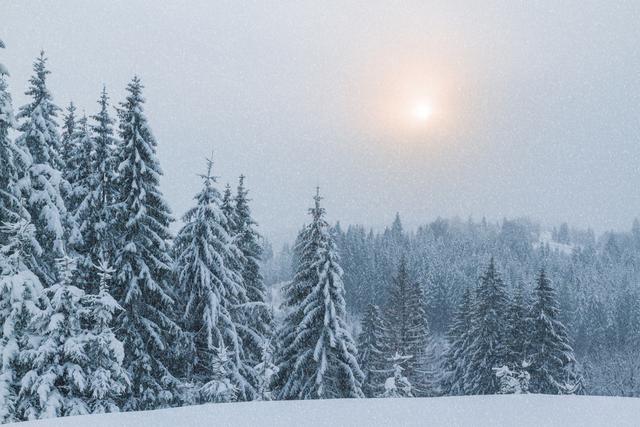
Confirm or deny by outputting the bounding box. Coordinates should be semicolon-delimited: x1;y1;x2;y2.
412;101;433;122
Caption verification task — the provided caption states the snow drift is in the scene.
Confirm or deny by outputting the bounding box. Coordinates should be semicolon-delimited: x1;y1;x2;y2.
8;395;640;427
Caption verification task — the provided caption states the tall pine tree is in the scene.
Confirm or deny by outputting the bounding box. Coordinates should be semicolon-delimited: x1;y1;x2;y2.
234;175;273;377
112;76;180;410
357;303;388;397
384;256;432;396
463;258;510;395
441;285;474;396
15;52;76;283
528;269;581;394
174;159;255;402
274;189;363;399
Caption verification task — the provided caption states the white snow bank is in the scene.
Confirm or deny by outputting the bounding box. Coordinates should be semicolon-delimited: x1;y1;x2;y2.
8;395;640;427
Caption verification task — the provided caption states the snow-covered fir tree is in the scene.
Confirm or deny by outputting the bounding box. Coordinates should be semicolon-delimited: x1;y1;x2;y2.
506;282;530;368
19;255;89;419
0;220;45;423
199;346;236;403
84;259;129;413
59;102;77;178
65;115;94;219
528;269;581;394
75;88;120;293
357;303;388;398
463;258;510;395
441;285;474;396
173;159;255;402
234;175;274;376
254;339;278;401
111;76;181;410
274;189;364;400
380;352;414;398
15;52;77;283
0;44;28;237
384;256;431;396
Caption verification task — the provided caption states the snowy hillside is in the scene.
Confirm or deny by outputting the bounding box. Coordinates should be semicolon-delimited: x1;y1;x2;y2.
8;395;640;427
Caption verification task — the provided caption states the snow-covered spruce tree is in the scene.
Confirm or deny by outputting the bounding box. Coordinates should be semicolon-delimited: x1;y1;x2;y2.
15;52;77;283
75;88;120;293
441;285;474;396
173;159;255;402
65;115;94;219
527;269;582;394
358;303;388;397
274;189;364;399
463;258;510;395
112;76;181;410
84;259;129;413
254;339;278;401
234;175;274;373
384;256;431;396
19;255;89;419
379;352;413;398
0;220;45;423
0;44;28;237
199;346;236;403
506;282;530;368
59;102;77;177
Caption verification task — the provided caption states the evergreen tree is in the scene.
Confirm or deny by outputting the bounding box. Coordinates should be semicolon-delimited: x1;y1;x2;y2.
463;258;510;395
15;52;76;283
384;257;431;396
112;76;180;410
0;220;45;423
254;339;278;401
84;259;129;413
75;88;119;292
234;175;274;374
199;346;236;403
441;286;474;396
357;303;388;397
19;255;89;419
528;269;581;394
507;282;530;367
0;45;28;236
65;115;94;218
274;189;363;399
59;102;77;176
379;352;413;398
174;159;255;402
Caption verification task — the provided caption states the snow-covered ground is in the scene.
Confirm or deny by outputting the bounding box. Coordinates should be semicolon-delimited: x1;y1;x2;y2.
8;395;640;427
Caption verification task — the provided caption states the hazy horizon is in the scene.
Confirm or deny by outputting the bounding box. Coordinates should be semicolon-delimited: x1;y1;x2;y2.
3;1;640;246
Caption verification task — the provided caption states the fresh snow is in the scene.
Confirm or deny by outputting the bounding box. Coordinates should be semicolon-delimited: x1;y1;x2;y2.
7;395;640;427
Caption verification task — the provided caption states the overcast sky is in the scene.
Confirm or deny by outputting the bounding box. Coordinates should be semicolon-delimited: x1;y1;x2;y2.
3;1;640;245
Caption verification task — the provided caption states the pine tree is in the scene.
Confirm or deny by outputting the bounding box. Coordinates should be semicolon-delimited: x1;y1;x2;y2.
274;189;364;399
0;220;45;423
174;159;254;402
65;115;94;218
75;88;119;292
463;258;510;395
199;346;236;403
84;259;130;413
254;339;278;401
15;52;76;283
59;102;77;176
112;76;180;410
441;286;474;395
528;269;581;394
234;175;274;375
384;256;431;396
379;352;414;398
357;303;388;397
0;45;28;236
507;282;530;367
19;255;89;419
